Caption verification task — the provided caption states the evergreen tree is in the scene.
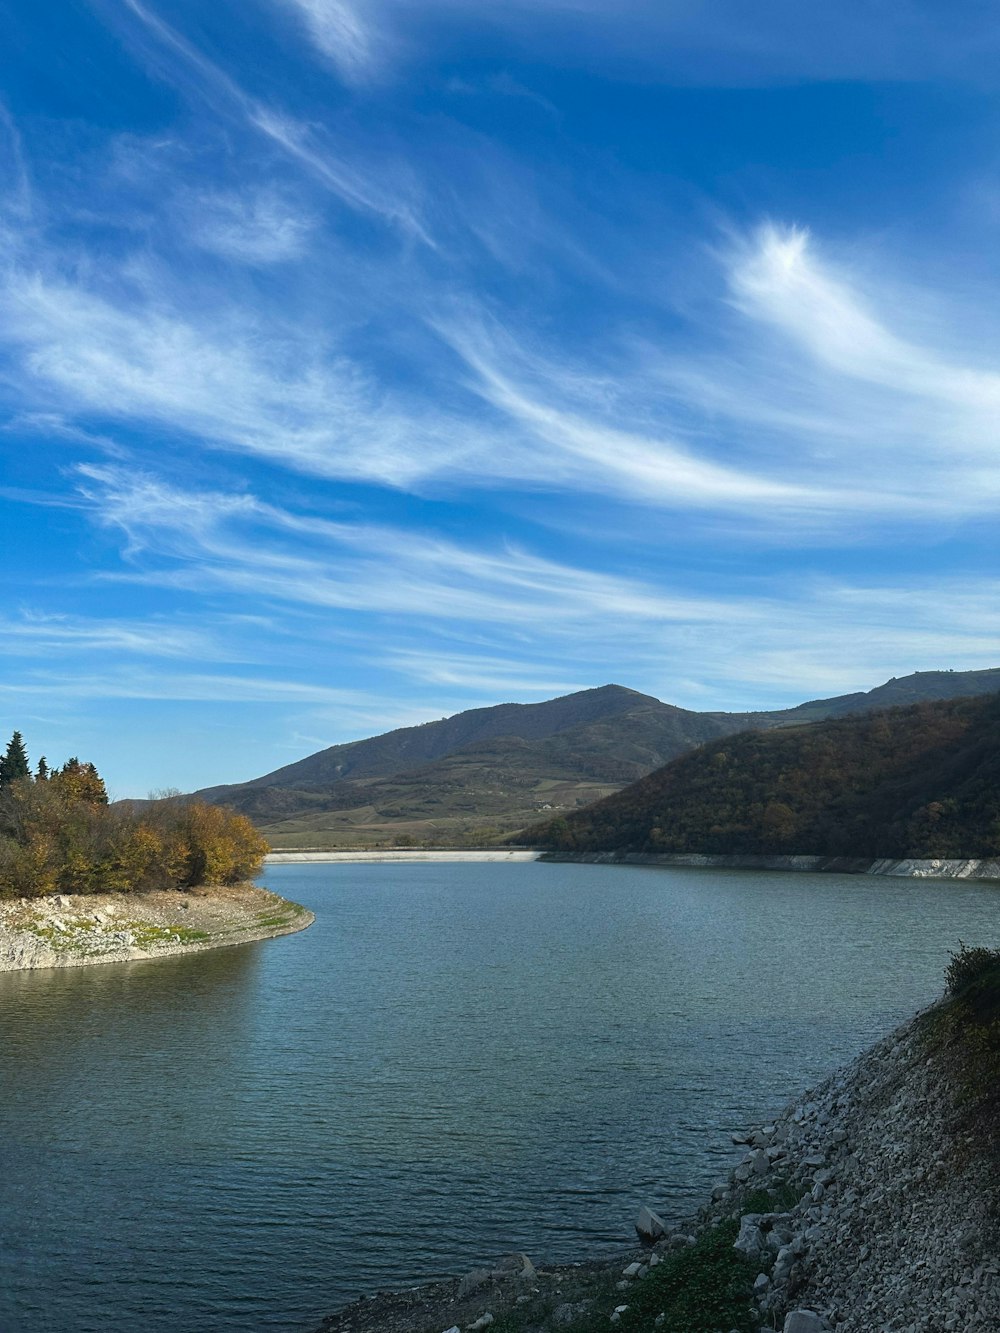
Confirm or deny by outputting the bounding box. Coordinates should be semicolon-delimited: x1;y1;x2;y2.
52;757;109;806
35;757;49;782
0;732;30;790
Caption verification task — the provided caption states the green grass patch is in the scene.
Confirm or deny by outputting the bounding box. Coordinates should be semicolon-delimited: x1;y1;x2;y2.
917;948;1000;1178
946;943;1000;997
486;1223;758;1333
610;1222;758;1333
123;922;211;948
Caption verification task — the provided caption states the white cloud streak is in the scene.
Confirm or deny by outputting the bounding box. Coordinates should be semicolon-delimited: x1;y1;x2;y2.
1;256;466;488
728;224;1000;445
270;0;1000;87
0;612;212;659
119;0;429;238
187;188;316;264
277;0;383;82
0;669;391;705
76;464;741;629
71;465;1000;712
4;203;1000;530
441;317;836;512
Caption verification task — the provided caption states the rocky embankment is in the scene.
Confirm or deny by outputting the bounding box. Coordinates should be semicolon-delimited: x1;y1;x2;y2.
541;852;1000;881
714;1006;999;1332
0;882;313;970
316;993;999;1333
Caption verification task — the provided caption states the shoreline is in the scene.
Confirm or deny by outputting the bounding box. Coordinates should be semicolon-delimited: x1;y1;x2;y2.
539;850;1000;881
265;848;1000;880
316;995;998;1333
265;849;541;864
0;882;313;972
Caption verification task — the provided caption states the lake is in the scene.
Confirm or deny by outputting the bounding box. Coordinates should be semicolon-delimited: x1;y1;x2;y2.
2;860;998;1333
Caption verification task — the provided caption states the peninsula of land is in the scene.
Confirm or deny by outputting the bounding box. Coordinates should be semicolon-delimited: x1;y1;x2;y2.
0;882;313;971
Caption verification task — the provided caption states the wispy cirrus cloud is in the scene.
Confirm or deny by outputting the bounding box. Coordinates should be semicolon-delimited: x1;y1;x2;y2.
437;226;1000;523
727;224;1000;438
118;0;430;238
0;250;468;488
5;207;1000;532
276;0;384;82
71;464;1000;709
0;612;213;659
186;187;316;264
270;0;1000;86
0;669;388;705
75;464;740;629
438;314;836;513
379;648;590;697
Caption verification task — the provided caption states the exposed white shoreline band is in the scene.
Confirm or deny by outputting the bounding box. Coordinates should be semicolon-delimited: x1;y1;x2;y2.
542;851;1000;880
264;849;1000;880
265;850;542;864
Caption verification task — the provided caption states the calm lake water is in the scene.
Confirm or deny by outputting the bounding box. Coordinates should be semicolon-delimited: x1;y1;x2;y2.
2;861;999;1333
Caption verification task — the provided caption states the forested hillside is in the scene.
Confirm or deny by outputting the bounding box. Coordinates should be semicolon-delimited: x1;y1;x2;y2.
524;693;1000;860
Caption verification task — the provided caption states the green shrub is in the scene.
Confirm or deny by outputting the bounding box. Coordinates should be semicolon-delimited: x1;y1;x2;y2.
945;943;1000;995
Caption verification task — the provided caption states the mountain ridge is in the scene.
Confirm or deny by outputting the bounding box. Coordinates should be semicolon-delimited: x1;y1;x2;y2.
192;668;1000;848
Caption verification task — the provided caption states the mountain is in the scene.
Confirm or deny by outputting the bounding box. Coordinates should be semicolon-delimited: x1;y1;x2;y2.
192;668;1000;849
194;685;736;845
525;692;1000;860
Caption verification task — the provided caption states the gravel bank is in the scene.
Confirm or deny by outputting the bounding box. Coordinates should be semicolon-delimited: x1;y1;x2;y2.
0;882;313;970
712;1002;999;1332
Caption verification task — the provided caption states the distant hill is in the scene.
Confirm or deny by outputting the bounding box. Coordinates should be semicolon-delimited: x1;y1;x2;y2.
525;692;1000;860
191;668;1000;849
747;669;1000;726
195;685;736;845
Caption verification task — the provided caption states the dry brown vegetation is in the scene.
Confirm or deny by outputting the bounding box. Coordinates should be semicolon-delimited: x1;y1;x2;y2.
0;777;268;899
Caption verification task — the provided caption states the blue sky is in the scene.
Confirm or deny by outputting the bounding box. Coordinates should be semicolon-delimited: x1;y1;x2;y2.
2;0;999;796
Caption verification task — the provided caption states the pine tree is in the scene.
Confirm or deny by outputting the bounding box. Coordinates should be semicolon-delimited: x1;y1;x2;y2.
0;732;30;790
35;757;49;782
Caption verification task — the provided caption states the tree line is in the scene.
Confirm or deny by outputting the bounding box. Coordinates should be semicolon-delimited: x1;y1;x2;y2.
0;732;268;899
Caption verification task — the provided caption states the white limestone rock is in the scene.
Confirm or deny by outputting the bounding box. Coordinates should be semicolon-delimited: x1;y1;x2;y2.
635;1205;666;1244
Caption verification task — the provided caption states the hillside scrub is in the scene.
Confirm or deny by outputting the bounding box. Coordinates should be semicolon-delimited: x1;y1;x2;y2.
524;693;1000;860
0;743;268;898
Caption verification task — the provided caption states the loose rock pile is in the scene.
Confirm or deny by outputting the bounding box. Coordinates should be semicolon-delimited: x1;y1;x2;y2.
708;1008;1000;1332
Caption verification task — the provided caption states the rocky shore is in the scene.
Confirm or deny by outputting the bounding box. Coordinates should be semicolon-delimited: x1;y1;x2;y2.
542;851;1000;882
713;1004;999;1332
0;882;313;970
315;988;999;1333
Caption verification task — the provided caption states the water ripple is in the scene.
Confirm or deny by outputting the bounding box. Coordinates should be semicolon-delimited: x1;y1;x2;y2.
2;861;999;1332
